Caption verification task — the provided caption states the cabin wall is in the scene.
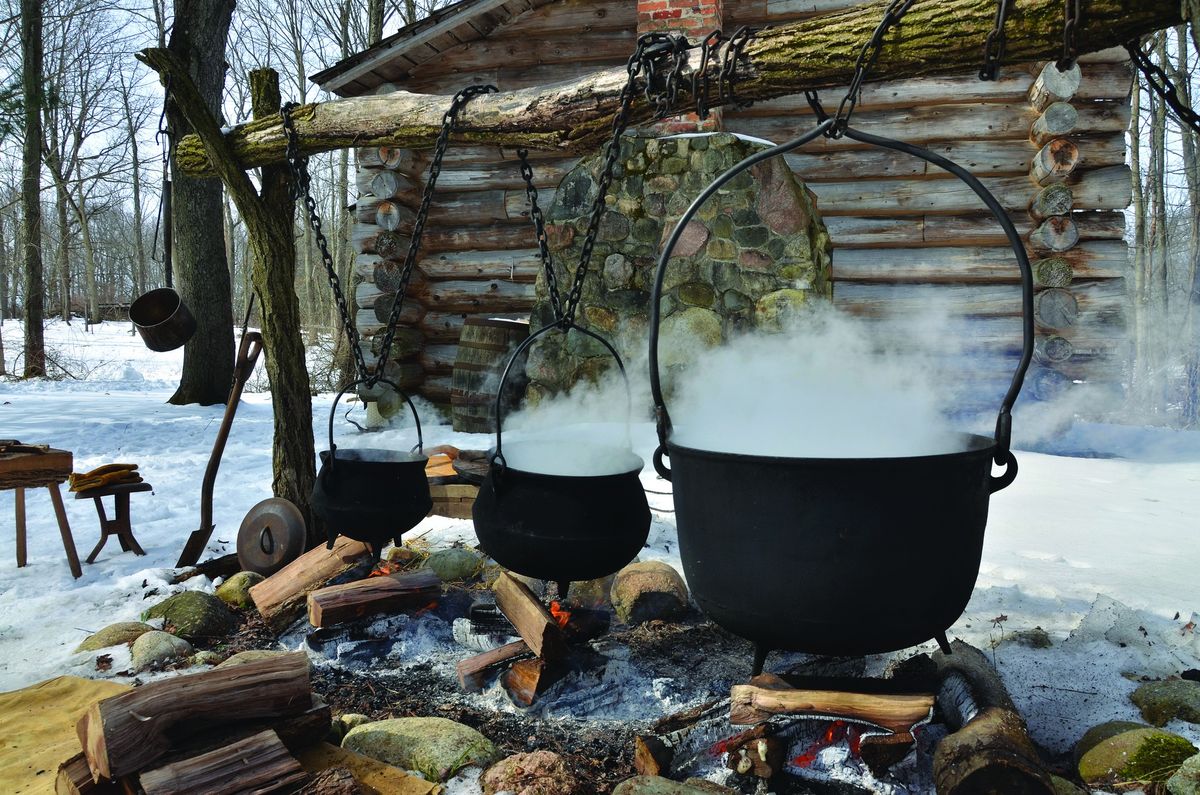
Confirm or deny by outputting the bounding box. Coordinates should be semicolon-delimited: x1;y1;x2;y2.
348;0;1133;411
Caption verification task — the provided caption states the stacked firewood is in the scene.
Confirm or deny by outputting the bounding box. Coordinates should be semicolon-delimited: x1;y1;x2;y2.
56;652;361;795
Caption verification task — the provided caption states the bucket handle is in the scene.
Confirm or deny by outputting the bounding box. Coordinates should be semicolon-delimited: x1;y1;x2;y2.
488;320;631;483
325;378;425;477
648;119;1033;490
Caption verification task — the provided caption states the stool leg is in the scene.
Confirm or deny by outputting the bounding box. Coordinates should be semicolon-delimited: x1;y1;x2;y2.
114;493;145;556
85;496;108;564
15;487;26;567
48;483;82;578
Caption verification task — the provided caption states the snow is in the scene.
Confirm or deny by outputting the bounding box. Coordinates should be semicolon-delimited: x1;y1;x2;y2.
1;319;1198;771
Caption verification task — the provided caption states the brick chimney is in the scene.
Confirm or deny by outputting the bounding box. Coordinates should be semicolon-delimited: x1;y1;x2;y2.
637;0;723;132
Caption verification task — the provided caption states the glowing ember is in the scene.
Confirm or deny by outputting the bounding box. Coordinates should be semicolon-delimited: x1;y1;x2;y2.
548;600;571;629
369;560;404;578
790;720;863;768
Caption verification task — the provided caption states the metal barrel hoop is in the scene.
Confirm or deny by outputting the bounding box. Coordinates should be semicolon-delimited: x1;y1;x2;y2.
488;321;632;484
324;377;425;481
648;120;1033;489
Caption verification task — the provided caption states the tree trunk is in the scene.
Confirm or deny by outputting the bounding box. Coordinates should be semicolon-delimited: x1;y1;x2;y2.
76;188;98;324
123;82;149;299
1130;67;1150;408
167;0;236;406
46;122;72;325
171;0;1182;175
1151;35;1170;412
1179;25;1200;426
0;213;6;376
367;0;384;44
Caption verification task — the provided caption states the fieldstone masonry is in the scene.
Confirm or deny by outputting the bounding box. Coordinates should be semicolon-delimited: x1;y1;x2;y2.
524;132;832;403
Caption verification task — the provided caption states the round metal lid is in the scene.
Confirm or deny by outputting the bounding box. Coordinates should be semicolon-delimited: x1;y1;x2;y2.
237;498;306;576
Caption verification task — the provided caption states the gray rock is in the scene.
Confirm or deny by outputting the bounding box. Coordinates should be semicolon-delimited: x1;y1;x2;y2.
141;590;237;642
1013;627;1053;648
190;650;223;666
1168;752;1200;794
612;776;735;794
1078;727;1197;788
131;630;192;670
482;750;579;795
1050;774;1088;795
610;561;688;625
342;716;499;782
215;571;264;609
426;547;483;582
74;621;155;652
1132;679;1200;726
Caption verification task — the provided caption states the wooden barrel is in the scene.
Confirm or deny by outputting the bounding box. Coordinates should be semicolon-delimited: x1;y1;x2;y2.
451;317;530;433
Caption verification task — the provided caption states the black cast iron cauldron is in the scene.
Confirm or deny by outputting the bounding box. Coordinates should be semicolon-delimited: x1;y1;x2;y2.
129;287;197;352
311;378;432;552
472;322;651;593
649;120;1032;671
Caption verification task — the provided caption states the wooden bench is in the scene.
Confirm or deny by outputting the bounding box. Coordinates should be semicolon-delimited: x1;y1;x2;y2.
0;445;81;578
74;482;152;563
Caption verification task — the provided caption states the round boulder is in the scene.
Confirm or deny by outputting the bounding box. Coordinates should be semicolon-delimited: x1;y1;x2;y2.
1167;752;1200;795
190;650;223;666
141;590;237;642
1132;680;1200;726
342;716;499;782
215;571;264;609
1078;727;1197;789
612;776;735;794
610;561;688;625
426;547;484;582
482;750;579;795
74;621;155;652
131;630;192;670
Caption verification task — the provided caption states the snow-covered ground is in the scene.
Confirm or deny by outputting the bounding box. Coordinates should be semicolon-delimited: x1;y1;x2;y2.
1;319;1197;765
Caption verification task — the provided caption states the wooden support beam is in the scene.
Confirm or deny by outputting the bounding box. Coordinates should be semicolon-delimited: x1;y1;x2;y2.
1030;139;1080;185
307;569;440;628
1030;101;1079;146
167;0;1181;175
76;652;313;781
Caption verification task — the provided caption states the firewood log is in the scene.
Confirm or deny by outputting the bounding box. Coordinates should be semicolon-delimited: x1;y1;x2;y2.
492;573;566;661
137;729;306;795
307;569;440;628
55;753;121;794
249;538;373;631
730;679;934;733
298;767;364;795
456;639;532;692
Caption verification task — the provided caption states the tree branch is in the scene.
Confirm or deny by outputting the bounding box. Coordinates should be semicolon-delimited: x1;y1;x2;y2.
171;0;1181;176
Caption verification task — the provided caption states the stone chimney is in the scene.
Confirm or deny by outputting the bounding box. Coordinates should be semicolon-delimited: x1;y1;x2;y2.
637;0;723;132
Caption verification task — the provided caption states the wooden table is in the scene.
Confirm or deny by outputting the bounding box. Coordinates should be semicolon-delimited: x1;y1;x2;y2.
0;445;81;578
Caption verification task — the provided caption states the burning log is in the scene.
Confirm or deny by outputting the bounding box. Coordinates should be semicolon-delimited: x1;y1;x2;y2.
249;537;374;631
721;725;786;779
931;640;1055;795
136;729;307;795
456;639;531;692
633;736;674;777
730;673;934;734
501;656;565;707
859;732;917;777
75;652;313;781
306;569;440;628
492;572;567;662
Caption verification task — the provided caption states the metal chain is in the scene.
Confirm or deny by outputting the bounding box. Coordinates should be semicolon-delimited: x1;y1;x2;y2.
373;84;498;381
806;0;916;137
1057;0;1080;72
282;84;497;385
282;102;370;381
515;148;563;321
1126;37;1200;134
979;0;1010;81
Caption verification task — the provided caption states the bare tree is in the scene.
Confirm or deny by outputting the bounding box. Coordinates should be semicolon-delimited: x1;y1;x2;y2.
19;0;45;377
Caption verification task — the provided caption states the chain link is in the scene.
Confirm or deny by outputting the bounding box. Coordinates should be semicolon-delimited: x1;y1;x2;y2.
979;0;1010;81
1057;0;1080;72
516;148;562;322
1126;37;1200;135
282;85;497;386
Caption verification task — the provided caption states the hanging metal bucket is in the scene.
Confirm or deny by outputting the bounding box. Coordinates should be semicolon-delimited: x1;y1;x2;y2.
472;322;650;589
310;378;432;551
648;120;1032;667
129;287;197;352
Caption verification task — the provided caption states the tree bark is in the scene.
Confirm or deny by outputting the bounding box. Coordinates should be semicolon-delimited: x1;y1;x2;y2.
21;0;46;376
167;0;236;406
172;0;1182;175
121;77;149;299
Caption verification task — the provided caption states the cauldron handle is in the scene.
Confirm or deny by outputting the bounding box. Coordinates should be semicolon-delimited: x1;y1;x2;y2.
488;320;631;482
648;120;1034;480
648;121;835;479
324;377;425;478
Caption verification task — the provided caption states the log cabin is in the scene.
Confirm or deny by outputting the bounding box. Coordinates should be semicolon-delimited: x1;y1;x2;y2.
312;0;1133;419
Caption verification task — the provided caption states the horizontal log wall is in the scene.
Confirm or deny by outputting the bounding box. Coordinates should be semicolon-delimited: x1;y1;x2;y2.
346;0;1133;411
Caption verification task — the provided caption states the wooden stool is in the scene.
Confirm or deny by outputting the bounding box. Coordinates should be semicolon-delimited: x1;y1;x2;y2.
1;446;82;579
74;482;152;563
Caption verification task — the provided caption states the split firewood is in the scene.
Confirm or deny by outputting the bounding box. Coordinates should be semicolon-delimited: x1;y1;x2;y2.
859;732;917;777
633;735;674;777
456;639;531;692
492;572;566;661
931;640;1055;795
730;674;934;733
501;656;565;707
307;569;440;628
722;724;785;779
298;767;364;795
250;537;374;631
76;652;313;781
156;698;332;766
55;753;122;795
137;729;307;795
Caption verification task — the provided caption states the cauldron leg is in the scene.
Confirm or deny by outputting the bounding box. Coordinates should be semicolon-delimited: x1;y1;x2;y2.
555;580;570;603
751;643;769;677
934;630;952;655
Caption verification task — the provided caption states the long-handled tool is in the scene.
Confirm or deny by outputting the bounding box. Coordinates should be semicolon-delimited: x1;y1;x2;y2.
176;328;264;567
